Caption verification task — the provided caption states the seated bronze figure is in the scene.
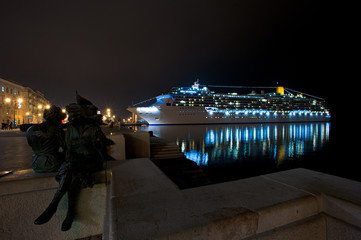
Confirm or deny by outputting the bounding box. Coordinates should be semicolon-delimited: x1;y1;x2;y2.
34;93;111;231
26;106;66;173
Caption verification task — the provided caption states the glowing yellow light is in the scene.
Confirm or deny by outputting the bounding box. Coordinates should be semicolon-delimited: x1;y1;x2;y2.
276;86;285;95
46;105;50;109
62;108;66;113
5;98;11;103
17;98;23;103
26;112;30;116
38;105;43;109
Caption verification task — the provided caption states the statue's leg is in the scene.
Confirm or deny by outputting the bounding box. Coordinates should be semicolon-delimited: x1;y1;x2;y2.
61;177;81;231
34;172;72;225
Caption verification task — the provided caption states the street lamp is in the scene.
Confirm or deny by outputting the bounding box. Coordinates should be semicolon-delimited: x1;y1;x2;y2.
26;112;30;124
15;98;23;126
4;97;23;127
4;98;11;124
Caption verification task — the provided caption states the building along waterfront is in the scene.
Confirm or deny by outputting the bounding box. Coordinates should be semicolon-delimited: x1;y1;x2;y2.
0;76;50;125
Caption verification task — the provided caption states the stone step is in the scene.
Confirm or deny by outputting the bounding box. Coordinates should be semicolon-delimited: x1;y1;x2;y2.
151;144;180;149
150;140;184;160
151;150;183;155
151;148;181;153
151;142;179;147
152;152;185;158
151;146;181;150
151;153;185;159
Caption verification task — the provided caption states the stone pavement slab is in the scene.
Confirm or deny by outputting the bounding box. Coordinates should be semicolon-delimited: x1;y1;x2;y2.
107;159;329;240
263;168;361;206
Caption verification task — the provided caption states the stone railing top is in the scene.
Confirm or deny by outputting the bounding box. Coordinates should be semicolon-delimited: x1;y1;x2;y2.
0;168;110;197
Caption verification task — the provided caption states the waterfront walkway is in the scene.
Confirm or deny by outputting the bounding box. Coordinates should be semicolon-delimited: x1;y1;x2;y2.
0;129;32;172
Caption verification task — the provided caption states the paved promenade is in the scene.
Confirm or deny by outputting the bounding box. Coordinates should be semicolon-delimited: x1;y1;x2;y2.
0;129;32;172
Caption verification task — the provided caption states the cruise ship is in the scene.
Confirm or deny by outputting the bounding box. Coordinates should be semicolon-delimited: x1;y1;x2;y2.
127;81;331;125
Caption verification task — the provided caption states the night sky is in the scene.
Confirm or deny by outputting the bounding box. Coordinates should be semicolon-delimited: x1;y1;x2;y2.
0;1;340;118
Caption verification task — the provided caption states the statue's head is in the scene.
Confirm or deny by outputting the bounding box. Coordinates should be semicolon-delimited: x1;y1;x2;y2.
43;105;66;124
66;103;85;124
66;92;101;124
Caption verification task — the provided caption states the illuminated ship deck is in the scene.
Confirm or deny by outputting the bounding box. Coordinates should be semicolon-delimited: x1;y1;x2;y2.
127;81;331;125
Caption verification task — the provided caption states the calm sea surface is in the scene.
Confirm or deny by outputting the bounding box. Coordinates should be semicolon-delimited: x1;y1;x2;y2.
142;122;331;180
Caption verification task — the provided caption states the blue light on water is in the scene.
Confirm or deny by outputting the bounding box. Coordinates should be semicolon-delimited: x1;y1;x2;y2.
148;122;330;169
184;150;209;165
205;130;215;145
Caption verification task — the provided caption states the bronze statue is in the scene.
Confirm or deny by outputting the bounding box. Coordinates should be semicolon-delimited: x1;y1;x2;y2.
34;93;112;231
26;105;66;173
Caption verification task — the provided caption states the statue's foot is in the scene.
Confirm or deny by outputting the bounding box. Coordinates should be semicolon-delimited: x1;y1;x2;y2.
61;214;74;231
34;207;57;225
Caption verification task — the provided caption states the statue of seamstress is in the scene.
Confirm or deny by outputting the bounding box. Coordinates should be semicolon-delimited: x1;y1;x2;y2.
34;93;112;231
26;105;66;173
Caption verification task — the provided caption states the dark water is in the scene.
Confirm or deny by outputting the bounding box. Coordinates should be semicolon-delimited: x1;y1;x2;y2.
143;122;334;181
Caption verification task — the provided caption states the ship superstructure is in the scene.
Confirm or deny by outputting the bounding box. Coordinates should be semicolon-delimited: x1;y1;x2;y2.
127;81;330;125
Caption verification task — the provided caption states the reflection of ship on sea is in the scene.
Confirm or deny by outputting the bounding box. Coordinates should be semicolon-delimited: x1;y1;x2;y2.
128;80;331;125
147;122;331;170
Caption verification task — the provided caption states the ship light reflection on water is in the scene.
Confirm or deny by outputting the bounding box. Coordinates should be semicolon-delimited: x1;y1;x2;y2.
148;122;330;170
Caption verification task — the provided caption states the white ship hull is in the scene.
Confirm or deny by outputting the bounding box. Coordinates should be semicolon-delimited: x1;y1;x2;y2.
127;106;330;125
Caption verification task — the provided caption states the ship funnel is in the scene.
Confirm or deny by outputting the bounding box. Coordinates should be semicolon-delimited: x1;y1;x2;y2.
276;86;285;95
